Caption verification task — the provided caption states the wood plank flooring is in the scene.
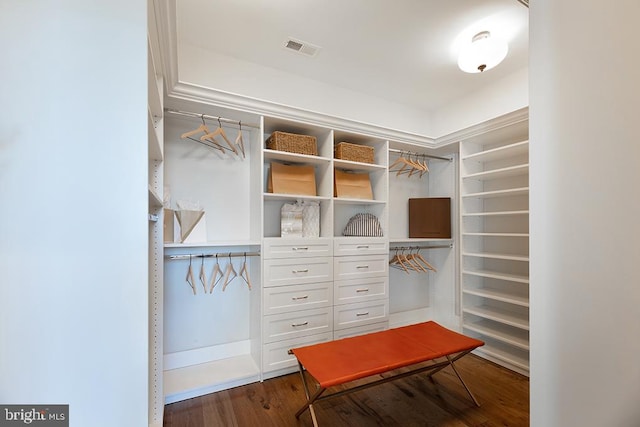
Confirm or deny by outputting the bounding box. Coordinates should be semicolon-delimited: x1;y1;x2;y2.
163;355;529;427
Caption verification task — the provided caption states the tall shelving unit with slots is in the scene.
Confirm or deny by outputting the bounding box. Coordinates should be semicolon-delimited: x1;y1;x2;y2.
147;0;165;423
459;120;530;376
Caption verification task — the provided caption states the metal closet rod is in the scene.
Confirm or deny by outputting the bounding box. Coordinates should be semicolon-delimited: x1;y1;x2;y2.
166;251;261;260
388;148;451;162
390;244;453;251
164;108;260;129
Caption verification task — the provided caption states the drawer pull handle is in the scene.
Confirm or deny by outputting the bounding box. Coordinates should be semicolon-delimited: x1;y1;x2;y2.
356;288;369;293
356;265;369;269
291;321;309;327
357;245;370;249
356;312;369;317
292;269;309;273
292;295;309;300
293;247;309;251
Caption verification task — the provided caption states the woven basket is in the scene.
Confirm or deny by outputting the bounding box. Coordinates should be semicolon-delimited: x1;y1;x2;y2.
335;142;375;164
266;131;318;156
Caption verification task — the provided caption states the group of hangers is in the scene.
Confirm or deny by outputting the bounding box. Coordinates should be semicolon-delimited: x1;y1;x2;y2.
180;114;246;159
389;247;437;274
389;151;429;178
184;253;251;295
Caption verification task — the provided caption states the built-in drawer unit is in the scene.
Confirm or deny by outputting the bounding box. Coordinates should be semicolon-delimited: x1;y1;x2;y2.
334;276;388;305
263;307;333;344
333;237;388;256
333;255;388;281
334;299;389;330
333;321;389;340
263;257;333;287
262;332;333;373
263;282;333;316
263;238;333;259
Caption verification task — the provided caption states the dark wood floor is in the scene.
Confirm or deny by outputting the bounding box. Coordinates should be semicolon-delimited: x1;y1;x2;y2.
164;355;529;427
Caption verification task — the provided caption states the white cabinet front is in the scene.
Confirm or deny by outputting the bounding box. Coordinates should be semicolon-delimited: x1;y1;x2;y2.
263;307;333;343
263;238;333;259
262;332;333;372
334;276;388;305
333;255;388;281
263;282;333;316
333;238;388;256
263;257;333;287
334;299;389;330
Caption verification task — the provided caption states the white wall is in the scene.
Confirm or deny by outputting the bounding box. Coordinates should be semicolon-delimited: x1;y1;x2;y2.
177;43;434;137
432;66;528;137
530;1;640;426
0;2;148;426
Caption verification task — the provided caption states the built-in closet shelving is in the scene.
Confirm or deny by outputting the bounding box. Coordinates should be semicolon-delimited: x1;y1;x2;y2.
147;0;164;424
459;121;530;376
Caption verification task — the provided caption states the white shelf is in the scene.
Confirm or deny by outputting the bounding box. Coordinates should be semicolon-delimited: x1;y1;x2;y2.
463;232;529;238
263;193;331;202
462;187;529;199
462;251;529;262
389;238;452;245
472;343;530;374
462;210;528;217
462;287;529;307
334;159;387;172
148;108;163;161
462;140;529;162
333;197;386;205
164;240;262;248
264;149;331;165
163;355;260;404
463;319;529;350
462;164;529;181
463;269;529;284
463;305;529;330
148;185;162;209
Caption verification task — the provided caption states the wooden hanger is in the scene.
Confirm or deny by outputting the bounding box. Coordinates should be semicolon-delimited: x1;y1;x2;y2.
199;255;207;292
181;115;226;153
201;118;238;155
208;254;223;293
414;249;437;272
235;121;246;159
239;252;252;290
389;249;410;274
222;254;238;291
185;255;197;295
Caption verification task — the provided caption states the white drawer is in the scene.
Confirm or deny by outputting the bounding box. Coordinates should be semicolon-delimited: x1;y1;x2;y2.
334;300;389;331
333;237;388;256
333;255;388;281
262;332;333;373
334;276;388;305
263;307;333;344
333;321;389;340
263;282;333;316
263;257;332;287
263;238;333;259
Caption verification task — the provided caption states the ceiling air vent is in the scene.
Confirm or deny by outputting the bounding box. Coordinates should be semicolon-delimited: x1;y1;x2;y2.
283;37;321;57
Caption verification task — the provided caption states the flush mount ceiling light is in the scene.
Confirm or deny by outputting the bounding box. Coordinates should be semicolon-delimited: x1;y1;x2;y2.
457;31;508;73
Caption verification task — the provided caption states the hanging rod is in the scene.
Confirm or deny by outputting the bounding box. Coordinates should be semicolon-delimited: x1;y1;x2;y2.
388;148;452;162
166;251;261;260
390;244;453;251
164;108;260;130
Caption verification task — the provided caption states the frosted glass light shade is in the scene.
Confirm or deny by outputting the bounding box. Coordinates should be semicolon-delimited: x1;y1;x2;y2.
458;31;508;73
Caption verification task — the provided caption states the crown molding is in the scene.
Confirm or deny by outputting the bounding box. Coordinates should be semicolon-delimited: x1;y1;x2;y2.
434;107;529;146
167;81;437;146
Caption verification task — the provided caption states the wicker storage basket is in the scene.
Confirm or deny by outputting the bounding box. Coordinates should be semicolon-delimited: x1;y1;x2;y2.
266;131;318;156
335;142;375;164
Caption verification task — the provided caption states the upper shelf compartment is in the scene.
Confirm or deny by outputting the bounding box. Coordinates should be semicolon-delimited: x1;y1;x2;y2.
264;117;333;159
462;140;529;163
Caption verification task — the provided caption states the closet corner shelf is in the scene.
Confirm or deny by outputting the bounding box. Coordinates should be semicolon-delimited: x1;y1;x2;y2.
462;210;529;217
461;140;528;162
263;149;331;165
164;240;262;249
462;187;529;199
263;193;330;202
333;159;386;172
462;269;529;284
462;287;529;307
471;345;529;375
462;251;529;262
462;305;529;331
333;197;386;205
462;320;529;351
389;238;453;245
462;164;529;181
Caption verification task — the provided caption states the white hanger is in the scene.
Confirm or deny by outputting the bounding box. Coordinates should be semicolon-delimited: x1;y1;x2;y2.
222;254;238;291
185;255;197;295
201;118;238;155
239;252;252;290
235;121;246;159
199;255;207;293
181;115;226;153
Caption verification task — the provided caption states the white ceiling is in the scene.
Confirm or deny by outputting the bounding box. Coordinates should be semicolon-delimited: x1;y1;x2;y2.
176;0;528;113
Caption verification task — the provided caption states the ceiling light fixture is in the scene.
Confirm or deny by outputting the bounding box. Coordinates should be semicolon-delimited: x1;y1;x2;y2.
457;31;508;73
